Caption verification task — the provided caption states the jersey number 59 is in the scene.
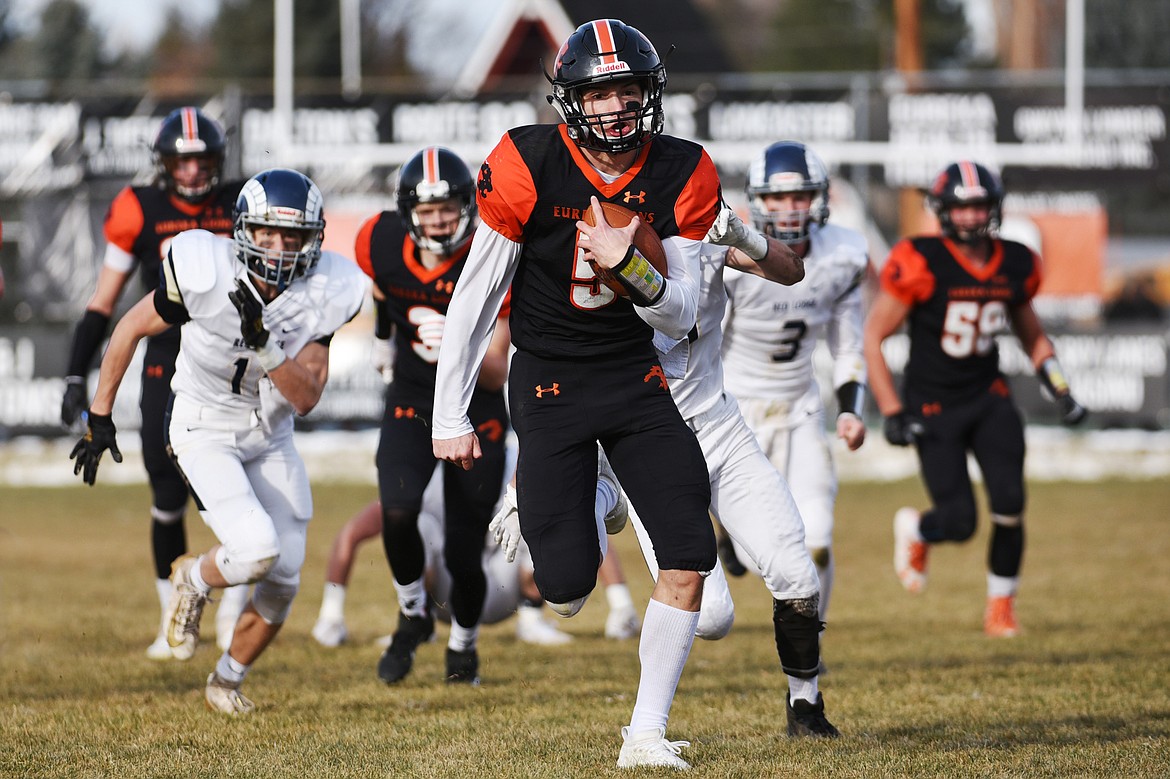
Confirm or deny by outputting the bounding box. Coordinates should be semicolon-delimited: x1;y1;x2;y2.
941;300;1006;358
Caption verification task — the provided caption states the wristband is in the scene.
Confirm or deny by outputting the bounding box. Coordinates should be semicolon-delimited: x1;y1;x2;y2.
835;381;866;418
256;341;287;372
614;245;666;307
1037;356;1070;398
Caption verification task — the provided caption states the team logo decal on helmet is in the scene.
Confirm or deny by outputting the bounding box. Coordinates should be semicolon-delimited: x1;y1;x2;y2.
153;106;227;203
234;168;325;292
546;19;667;154
395;146;477;256
746;141;831;245
926;160;1004;244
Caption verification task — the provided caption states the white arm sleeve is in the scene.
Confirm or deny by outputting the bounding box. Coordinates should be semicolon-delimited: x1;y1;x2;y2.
102;243;136;273
828;281;867;389
633;234;701;341
432;221;521;439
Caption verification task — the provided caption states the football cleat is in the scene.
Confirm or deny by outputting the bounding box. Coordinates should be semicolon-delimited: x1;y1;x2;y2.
516;606;573;646
377;611;434;684
145;632;174;661
165;554;211;661
893;507;928;593
205;672;256;716
597;450;628;534
786;693;840;738
445;647;480;685
311;616;349;648
984;595;1020;638
616;726;692;770
604;605;641;641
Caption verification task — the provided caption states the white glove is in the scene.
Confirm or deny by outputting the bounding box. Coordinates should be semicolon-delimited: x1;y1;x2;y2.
370;337;394;383
489;483;522;563
705;206;767;260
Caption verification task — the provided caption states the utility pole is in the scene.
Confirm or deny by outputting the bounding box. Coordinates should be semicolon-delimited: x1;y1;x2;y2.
894;0;929;237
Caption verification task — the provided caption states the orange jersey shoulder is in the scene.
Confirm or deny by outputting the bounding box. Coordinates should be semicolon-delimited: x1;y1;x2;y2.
673;147;721;241
476;133;536;242
880;239;935;305
103;187;146;252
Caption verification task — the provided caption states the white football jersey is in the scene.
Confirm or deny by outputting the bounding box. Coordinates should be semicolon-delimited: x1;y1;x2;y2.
721;224;868;407
161;230;368;419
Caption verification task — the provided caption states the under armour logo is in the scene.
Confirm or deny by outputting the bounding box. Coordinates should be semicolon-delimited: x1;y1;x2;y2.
623;190;646;204
146;364;164;379
478;162;493;198
535;384;560;398
394;406;417;419
643;365;668;391
920;401;942;417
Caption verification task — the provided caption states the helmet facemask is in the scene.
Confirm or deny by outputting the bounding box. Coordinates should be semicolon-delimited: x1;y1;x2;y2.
546;19;667;155
234;170;326;293
395;146;478;256
927;161;1004;245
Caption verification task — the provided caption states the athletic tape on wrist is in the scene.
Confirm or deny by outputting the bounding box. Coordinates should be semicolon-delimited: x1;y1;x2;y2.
257;341;286;372
614;245;665;306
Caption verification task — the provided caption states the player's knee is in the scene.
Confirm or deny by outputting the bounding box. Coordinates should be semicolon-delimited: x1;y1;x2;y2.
546;595;589;618
940;501;978;541
773;596;824;679
696;604;734;640
216;548;279;586
253;579;298;624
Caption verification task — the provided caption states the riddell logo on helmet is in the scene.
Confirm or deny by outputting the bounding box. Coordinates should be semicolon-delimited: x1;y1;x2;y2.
592;62;631;76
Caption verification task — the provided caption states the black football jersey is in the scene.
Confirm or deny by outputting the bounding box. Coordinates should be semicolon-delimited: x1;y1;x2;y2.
880;236;1042;402
476;124;721;359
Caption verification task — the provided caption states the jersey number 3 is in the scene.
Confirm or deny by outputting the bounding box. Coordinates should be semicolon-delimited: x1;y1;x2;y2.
941;300;1006;358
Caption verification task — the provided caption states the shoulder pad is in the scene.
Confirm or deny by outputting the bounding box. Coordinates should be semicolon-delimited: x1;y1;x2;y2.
169;230;226;295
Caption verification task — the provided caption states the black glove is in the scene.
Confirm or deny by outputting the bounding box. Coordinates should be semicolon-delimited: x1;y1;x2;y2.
884;411;926;447
61;376;87;427
228;278;269;349
1057;394;1088;426
69;411;122;486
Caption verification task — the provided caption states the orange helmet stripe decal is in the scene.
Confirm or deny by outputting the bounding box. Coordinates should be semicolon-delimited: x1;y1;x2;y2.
958;160;980;189
423;146;441;186
180;106;199;142
592;20;619;64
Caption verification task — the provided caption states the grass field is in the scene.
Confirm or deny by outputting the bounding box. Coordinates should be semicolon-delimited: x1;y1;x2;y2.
3;478;1169;778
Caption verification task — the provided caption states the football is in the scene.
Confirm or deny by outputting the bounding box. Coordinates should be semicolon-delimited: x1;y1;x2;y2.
582;201;669;298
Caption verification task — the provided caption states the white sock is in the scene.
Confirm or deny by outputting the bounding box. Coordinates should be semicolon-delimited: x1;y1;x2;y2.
788;675;819;704
319;582;347;621
215;651;250;685
155;578;172;610
606;583;635;613
517;604;544;626
187;556;211;594
987;573;1018;598
393;577;428;618
595;478;618;519
627;598;700;735
448;620;479;652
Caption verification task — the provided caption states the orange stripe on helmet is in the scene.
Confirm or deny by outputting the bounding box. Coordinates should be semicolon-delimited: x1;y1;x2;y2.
958;160;980;189
592;20;619;64
181;107;199;142
423;146;441;185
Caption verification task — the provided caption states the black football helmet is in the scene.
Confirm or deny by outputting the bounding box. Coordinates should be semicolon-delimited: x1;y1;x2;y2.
546;19;667;154
926;161;1004;244
746;141;830;245
395;146;477;256
152;106;226;203
234;168;326;292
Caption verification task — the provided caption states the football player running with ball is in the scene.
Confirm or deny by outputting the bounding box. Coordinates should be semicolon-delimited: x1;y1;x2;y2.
864;160;1087;637
433;19;720;770
719;141;869;656
60;107;250;660
70;169;368;714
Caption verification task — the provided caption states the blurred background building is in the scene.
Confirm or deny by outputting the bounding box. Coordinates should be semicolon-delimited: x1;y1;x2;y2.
0;0;1168;436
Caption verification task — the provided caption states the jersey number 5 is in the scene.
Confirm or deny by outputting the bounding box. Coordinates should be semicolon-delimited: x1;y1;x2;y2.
941;300;1006;358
